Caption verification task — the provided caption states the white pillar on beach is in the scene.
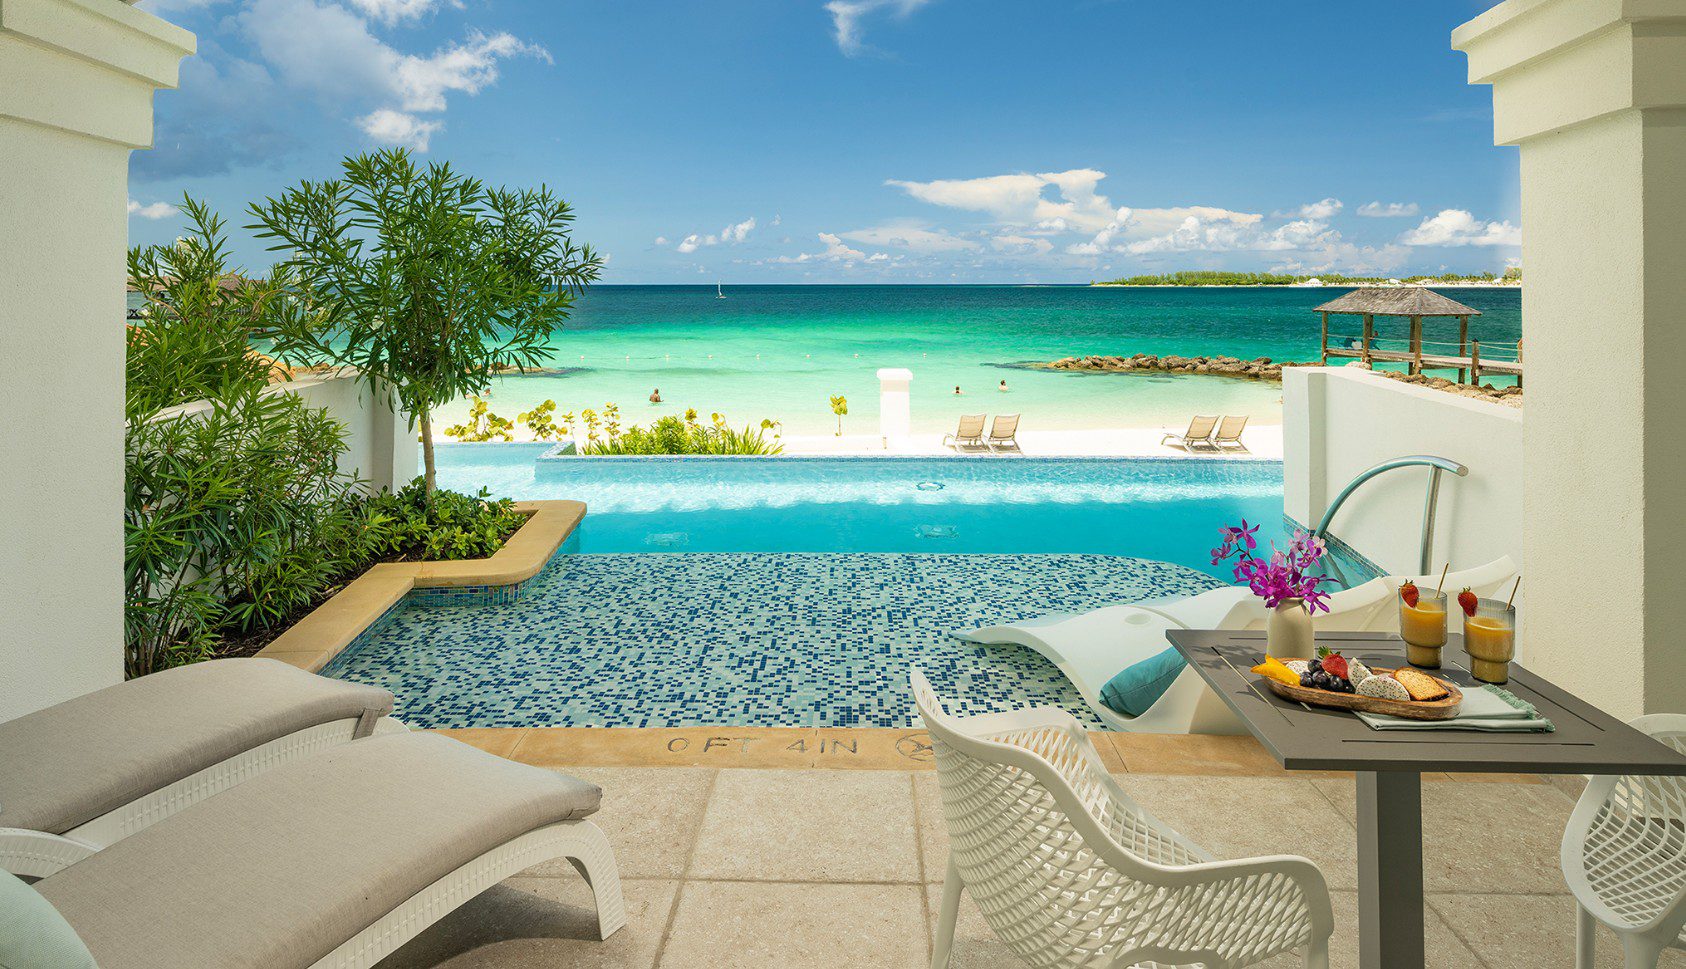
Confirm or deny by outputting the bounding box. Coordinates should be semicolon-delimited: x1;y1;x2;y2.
1455;0;1686;719
0;0;194;718
877;368;913;449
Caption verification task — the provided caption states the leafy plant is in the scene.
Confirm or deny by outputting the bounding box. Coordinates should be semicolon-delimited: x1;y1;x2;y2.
829;394;848;436
443;396;514;441
248;148;602;497
580;413;784;455
519;399;563;440
364;479;525;561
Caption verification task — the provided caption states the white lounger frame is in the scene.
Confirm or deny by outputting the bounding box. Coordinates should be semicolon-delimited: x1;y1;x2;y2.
311;819;626;968
0;716;409;876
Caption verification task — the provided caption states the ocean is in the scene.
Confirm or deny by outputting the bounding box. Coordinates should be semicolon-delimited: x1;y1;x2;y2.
432;284;1522;436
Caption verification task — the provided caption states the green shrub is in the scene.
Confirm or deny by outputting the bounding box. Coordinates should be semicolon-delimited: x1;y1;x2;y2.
364;479;526;561
581;413;784;455
443;396;514;441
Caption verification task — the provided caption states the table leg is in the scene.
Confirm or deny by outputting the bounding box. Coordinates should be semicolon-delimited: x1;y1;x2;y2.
1357;771;1425;969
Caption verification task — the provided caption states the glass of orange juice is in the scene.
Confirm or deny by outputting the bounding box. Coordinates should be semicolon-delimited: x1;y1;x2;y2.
1399;589;1449;668
1463;599;1517;683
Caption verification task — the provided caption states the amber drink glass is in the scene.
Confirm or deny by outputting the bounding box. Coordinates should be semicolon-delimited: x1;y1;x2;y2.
1399;590;1449;668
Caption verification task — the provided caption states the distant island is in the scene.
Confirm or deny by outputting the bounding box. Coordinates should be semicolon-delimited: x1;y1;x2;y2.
1093;269;1522;288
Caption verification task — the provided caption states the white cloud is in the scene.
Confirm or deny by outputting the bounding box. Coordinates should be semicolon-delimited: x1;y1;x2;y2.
128;199;179;220
1357;201;1419;218
991;233;1054;255
671;217;757;254
775;232;868;264
1399;209;1521;247
840;222;981;253
357;108;442;150
1271;242;1411;275
1274;198;1343;219
1066;207;1270;256
886;168;1122;235
237;0;546;152
345;0;458;24
825;0;932;57
653;236;669;246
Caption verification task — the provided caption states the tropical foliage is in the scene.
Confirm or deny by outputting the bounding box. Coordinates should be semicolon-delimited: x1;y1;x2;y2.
248;148;602;495
443;396;515;441
1098;270;1518;287
829;394;847;436
125;195;536;677
580;411;784;455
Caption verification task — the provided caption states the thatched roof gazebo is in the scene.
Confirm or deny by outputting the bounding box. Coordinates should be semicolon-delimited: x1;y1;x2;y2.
1315;286;1504;383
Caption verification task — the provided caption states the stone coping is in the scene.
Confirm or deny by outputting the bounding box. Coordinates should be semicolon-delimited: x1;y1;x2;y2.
426;726;1542;783
254;499;584;673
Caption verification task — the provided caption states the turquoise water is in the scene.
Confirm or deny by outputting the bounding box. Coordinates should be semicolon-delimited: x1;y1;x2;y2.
444;285;1522;435
432;444;1380;584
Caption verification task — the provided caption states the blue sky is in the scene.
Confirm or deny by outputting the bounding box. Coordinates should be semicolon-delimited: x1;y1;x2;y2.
130;0;1520;283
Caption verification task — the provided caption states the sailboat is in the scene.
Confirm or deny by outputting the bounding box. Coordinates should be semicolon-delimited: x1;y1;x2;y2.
716;282;726;299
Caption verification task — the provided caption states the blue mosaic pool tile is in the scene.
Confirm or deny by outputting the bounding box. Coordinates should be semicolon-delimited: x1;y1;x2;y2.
321;552;1223;730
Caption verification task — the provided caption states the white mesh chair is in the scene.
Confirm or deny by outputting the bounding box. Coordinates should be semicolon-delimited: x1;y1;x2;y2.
912;670;1334;969
1561;714;1686;969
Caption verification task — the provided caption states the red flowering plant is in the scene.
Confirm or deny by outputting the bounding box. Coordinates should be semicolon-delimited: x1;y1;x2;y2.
1210;520;1335;614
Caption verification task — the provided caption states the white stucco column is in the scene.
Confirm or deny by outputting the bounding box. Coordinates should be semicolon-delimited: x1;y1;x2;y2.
1455;0;1686;718
877;368;913;449
0;0;194;718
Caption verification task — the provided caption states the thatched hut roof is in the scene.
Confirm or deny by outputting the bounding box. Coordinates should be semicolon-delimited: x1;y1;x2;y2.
1313;287;1481;317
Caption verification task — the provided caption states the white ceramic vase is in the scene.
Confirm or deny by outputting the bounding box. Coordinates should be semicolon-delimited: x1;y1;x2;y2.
1268;598;1315;658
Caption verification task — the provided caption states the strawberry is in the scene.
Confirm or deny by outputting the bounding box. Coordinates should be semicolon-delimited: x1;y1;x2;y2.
1321;653;1349;681
1458;587;1479;617
1400;580;1420;608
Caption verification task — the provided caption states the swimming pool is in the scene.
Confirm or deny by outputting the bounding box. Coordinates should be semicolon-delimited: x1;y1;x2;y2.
434;444;1294;578
320;447;1373;728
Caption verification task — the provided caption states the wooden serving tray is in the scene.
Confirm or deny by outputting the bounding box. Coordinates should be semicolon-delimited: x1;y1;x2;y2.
1261;666;1463;721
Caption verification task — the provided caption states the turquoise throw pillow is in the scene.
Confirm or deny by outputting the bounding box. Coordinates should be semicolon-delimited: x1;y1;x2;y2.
0;868;96;969
1099;646;1187;718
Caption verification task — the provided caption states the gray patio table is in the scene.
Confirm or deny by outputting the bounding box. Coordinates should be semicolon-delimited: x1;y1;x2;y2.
1165;629;1686;969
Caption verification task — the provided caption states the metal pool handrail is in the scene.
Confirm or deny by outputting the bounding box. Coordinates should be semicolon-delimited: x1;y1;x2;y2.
1314;455;1469;577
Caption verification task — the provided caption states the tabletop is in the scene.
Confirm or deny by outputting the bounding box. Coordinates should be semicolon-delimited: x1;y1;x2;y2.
1165;630;1686;775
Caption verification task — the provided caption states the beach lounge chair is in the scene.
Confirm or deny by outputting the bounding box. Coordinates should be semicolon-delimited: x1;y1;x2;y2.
5;731;625;968
943;414;987;450
953;556;1520;734
1212;414;1250;452
986;413;1021;452
1160;415;1219;452
0;658;398;876
911;670;1335;969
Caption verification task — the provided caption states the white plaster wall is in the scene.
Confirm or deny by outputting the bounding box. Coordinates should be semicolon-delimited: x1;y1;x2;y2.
1284;367;1523;577
148;375;418;494
0;0;193;720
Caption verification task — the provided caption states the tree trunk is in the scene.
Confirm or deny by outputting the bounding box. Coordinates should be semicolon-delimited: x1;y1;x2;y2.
419;406;437;499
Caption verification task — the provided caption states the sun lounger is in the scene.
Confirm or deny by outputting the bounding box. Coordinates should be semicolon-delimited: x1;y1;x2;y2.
14;731;624;968
953;557;1521;733
1160;415;1219;452
0;658;397;876
1212;414;1250;452
943;414;987;450
986;413;1020;452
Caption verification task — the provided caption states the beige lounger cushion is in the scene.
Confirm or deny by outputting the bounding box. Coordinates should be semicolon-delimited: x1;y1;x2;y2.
37;731;601;969
0;658;394;834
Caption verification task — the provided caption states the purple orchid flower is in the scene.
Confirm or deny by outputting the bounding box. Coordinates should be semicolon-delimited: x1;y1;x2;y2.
1209;521;1334;613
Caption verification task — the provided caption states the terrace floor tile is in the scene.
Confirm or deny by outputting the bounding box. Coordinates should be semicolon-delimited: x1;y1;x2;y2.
687;769;920;883
376;877;678;969
520;767;716;880
658;881;928;969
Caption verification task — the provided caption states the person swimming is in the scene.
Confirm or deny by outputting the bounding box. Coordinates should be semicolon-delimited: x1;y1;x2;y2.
649;388;662;403
998;379;1009;392
953;385;963;395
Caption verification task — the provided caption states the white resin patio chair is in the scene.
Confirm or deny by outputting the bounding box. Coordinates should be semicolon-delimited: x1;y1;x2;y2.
953;556;1521;734
4;731;625;968
1561;713;1686;969
986;413;1021;452
944;414;987;450
911;669;1334;969
0;658;401;876
1160;414;1220;452
1212;414;1250;453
